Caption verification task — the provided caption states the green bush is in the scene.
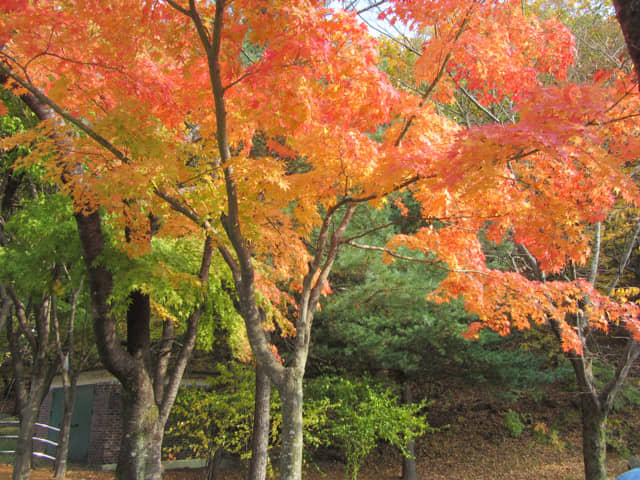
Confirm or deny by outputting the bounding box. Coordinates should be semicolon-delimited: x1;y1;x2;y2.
164;363;257;460
503;409;525;438
164;363;331;463
307;376;433;480
165;368;433;480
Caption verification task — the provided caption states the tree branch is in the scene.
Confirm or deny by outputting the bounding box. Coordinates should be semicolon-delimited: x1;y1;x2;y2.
0;65;131;165
600;339;640;413
394;5;474;147
607;218;640;295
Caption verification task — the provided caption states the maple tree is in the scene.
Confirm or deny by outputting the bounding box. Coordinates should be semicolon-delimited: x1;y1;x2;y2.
0;68;223;480
363;2;640;480
0;99;90;480
1;1;640;480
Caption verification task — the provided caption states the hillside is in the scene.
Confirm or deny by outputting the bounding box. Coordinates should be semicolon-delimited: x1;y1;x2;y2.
2;382;638;480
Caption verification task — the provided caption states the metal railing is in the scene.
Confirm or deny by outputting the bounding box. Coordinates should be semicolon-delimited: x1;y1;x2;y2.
0;420;60;461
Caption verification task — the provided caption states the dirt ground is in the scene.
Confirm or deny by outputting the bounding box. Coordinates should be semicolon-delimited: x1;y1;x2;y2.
0;442;625;480
0;385;635;480
0;429;630;480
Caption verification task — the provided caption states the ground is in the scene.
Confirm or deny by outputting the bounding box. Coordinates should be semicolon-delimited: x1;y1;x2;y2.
1;383;637;480
0;437;620;480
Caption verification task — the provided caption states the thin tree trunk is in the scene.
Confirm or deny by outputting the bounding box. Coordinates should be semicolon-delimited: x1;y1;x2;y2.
206;447;225;480
54;380;78;478
248;362;271;480
7;302;57;480
401;378;418;480
53;281;87;479
11;371;56;480
278;373;304;480
581;394;607;480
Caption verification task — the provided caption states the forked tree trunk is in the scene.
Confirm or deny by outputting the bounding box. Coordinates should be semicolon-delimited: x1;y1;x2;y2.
10;65;214;480
248;362;271;480
7;301;57;480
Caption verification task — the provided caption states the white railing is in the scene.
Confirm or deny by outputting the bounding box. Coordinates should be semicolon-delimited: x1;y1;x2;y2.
0;420;60;461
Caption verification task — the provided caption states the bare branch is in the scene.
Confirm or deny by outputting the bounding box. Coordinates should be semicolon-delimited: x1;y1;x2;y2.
357;0;388;15
347;240;487;276
164;0;191;16
607;218;640;295
589;222;601;286
454;77;503;124
7;286;37;351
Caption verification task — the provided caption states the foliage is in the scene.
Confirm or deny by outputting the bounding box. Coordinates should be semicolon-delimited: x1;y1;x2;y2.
306;376;432;480
164;363;257;460
165;366;431;480
532;421;565;450
503;409;525;438
592;359;640;411
164;363;330;461
3;0;639;357
463;330;573;400
315;204;570;400
3;2;640;478
0;194;83;293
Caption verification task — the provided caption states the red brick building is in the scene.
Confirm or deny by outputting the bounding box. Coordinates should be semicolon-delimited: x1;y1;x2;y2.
40;371;122;466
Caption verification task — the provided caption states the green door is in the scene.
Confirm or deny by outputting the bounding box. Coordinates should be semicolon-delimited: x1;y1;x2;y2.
48;385;95;463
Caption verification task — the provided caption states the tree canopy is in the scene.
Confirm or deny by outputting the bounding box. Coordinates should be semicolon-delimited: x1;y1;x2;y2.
1;1;640;479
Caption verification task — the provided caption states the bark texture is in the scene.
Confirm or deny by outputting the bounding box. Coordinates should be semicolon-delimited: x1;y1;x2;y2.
613;0;640;83
581;395;608;480
54;381;77;478
248;362;271;480
278;373;304;480
401;379;418;480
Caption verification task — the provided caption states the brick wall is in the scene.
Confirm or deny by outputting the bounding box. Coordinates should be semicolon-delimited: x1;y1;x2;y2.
87;382;122;465
37;376;208;466
34;390;53;455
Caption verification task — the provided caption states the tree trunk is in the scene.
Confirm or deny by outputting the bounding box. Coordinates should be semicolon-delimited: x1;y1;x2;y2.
248;362;271;480
278;373;304;480
401;379;418;480
206;447;225;480
12;406;37;480
612;0;640;84
11;368;56;480
15;81;213;480
116;372;160;480
581;395;608;480
54;380;78;478
144;423;165;480
7;306;57;480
